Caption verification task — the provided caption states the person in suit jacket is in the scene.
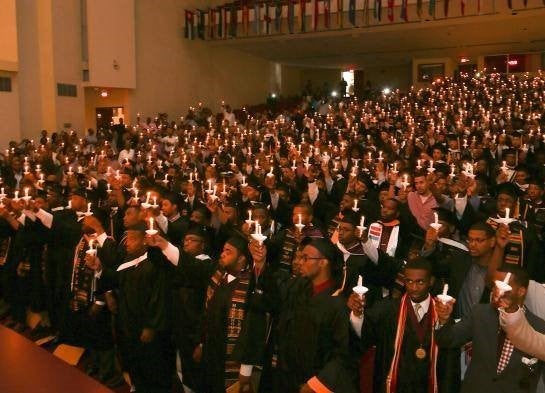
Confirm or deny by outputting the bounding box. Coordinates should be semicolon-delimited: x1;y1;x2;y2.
436;265;545;393
431;221;496;319
500;307;545;361
348;257;460;393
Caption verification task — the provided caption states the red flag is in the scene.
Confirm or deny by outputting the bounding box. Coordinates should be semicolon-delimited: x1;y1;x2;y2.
312;0;319;30
444;0;449;17
387;0;394;22
507;0;512;9
461;0;465;15
324;0;331;28
242;1;249;35
209;8;215;38
477;0;480;13
400;0;408;21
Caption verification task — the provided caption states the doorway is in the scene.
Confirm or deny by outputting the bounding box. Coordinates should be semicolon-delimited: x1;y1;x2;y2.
341;70;355;97
96;107;124;130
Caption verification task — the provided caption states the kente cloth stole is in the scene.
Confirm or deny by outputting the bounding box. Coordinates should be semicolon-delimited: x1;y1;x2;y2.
386;294;439;393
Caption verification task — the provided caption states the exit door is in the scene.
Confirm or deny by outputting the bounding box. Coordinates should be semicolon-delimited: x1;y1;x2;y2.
96;107;124;130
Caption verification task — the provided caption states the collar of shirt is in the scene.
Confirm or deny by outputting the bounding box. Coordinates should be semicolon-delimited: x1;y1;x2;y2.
169;213;181;223
411;294;431;315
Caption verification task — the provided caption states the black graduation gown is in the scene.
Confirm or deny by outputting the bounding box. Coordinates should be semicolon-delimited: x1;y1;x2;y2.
171;251;215;390
201;274;244;393
274;278;357;393
166;215;190;245
115;254;171;393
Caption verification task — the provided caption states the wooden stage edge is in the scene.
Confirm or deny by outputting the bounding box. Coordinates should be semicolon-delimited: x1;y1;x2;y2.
0;325;114;393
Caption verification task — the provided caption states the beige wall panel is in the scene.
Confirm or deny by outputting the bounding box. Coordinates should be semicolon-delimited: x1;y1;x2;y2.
86;0;136;88
0;0;18;70
129;0;271;124
0;72;21;146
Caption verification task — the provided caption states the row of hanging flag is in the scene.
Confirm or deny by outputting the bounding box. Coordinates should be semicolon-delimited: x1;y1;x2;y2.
184;0;536;40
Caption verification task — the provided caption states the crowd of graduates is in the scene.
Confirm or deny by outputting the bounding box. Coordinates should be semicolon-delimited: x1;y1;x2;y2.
0;70;545;393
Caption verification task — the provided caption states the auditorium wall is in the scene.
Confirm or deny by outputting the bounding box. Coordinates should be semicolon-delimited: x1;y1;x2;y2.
128;0;272;125
0;0;20;143
364;63;412;92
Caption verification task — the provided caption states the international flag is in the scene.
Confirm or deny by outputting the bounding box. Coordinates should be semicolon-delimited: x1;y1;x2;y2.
349;0;356;26
461;0;465;15
429;0;436;17
264;2;272;34
312;0;319;30
229;2;237;37
338;0;343;28
387;0;394;22
444;0;449;17
184;10;194;40
363;0;369;24
374;0;382;21
300;0;307;32
417;0;423;18
275;0;282;32
218;7;223;38
254;2;261;34
400;0;408;21
288;0;295;33
209;8;216;39
507;0;512;9
197;9;206;39
324;0;331;28
242;1;249;35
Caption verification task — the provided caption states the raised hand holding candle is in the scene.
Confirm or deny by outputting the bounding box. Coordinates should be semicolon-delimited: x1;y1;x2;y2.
495;272;513;296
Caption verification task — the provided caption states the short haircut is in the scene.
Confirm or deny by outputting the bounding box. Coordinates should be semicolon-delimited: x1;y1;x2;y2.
498;264;530;288
405;256;433;274
294;203;313;215
384;198;400;210
469;221;495;238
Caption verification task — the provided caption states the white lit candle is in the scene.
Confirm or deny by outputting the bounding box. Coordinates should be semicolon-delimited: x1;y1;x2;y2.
505;208;510;219
298;214;302;225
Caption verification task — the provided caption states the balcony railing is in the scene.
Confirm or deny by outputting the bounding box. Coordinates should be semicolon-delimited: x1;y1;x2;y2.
183;0;545;41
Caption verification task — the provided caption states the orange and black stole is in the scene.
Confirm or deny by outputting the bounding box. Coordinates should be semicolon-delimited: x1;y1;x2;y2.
486;218;524;267
205;268;251;388
386;294;439;393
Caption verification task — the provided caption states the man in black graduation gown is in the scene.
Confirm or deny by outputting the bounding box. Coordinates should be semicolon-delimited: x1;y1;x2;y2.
334;210;395;307
148;225;215;392
273;237;357;393
90;222;171;393
158;191;189;244
195;235;265;393
34;188;89;337
348;257;458;393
